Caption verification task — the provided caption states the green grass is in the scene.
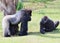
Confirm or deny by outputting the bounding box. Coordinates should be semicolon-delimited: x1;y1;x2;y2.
0;12;60;43
0;0;60;43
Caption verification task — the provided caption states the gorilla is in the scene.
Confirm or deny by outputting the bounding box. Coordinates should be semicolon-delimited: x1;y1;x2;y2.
2;9;31;37
19;9;32;36
40;16;59;34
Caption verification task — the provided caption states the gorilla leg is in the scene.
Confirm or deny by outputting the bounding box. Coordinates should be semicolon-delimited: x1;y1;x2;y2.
40;24;45;34
9;24;19;35
54;21;59;29
2;19;11;37
3;27;11;37
19;21;28;36
19;14;31;36
40;28;45;34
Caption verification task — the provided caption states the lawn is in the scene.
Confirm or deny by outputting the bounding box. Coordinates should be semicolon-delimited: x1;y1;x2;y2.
0;0;60;43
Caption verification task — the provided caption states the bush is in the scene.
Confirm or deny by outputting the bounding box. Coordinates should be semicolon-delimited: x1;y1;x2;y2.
16;1;23;10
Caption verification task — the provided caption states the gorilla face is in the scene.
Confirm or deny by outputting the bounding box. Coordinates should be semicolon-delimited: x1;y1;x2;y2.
25;9;32;21
21;9;32;21
25;9;32;16
41;16;48;24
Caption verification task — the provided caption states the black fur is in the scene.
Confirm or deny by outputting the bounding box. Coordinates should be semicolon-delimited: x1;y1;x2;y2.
40;16;59;34
19;9;32;36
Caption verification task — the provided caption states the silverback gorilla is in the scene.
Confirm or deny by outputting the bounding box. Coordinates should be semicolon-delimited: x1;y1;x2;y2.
4;9;19;36
2;9;32;37
40;16;59;34
19;10;32;36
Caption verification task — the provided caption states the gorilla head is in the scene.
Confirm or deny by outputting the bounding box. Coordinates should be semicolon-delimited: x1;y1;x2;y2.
20;9;32;22
41;16;48;24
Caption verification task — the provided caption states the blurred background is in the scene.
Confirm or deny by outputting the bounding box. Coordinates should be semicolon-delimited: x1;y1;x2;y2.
0;0;60;43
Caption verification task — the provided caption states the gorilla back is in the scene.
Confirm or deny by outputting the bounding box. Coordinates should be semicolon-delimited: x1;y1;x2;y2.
2;9;25;37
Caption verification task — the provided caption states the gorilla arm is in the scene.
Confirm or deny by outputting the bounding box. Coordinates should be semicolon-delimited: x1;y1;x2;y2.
2;16;11;36
40;22;45;34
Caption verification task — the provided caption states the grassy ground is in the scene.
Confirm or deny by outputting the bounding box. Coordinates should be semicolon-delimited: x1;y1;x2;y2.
0;0;60;43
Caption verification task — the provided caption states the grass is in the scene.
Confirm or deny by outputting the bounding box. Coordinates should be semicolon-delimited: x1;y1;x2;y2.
0;12;60;43
0;0;60;43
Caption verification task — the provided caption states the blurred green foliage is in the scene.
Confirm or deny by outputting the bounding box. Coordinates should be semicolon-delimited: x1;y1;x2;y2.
16;1;23;10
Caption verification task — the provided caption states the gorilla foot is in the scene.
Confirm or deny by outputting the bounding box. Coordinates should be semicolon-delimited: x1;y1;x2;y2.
55;21;59;29
40;30;45;34
40;31;45;34
19;32;28;36
4;35;11;37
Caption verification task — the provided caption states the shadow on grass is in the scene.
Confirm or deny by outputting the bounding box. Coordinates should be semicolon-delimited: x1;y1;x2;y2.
28;28;60;38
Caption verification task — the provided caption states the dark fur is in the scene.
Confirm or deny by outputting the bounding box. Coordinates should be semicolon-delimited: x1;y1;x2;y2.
19;9;32;36
40;16;59;34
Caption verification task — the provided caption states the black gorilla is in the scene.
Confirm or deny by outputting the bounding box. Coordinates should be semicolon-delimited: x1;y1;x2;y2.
9;24;19;35
19;9;32;36
40;16;59;34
